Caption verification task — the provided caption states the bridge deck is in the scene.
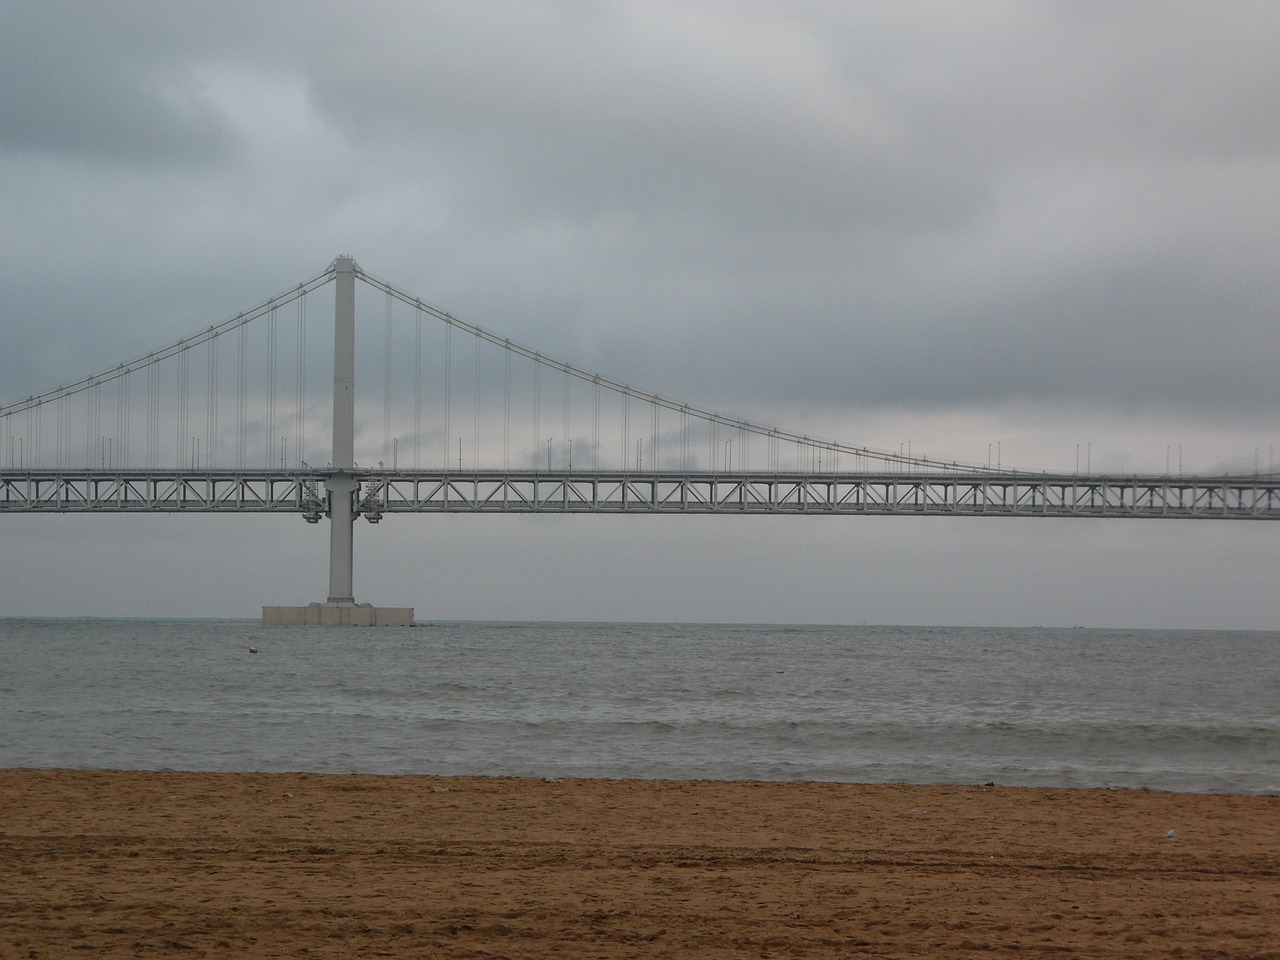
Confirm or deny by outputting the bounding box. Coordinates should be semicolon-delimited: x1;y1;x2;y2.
2;470;1277;519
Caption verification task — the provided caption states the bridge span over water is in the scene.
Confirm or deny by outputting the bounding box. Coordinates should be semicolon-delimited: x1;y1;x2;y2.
3;257;1276;621
2;467;1275;520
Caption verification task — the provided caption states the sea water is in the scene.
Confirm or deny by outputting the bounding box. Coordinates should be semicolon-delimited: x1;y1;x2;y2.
1;619;1277;794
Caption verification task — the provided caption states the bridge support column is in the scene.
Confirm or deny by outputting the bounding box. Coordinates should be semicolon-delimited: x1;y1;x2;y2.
327;257;358;604
262;254;413;627
325;257;359;605
325;473;357;603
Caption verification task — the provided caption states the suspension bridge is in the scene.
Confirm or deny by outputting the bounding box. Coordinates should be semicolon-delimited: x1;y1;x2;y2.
3;257;1276;623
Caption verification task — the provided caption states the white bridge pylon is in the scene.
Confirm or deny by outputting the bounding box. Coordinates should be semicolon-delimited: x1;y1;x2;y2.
326;257;358;605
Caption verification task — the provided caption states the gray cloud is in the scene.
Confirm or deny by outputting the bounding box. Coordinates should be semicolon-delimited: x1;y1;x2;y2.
0;2;248;164
5;2;1277;413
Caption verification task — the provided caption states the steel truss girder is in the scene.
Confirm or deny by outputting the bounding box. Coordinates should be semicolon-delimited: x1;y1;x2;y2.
0;471;324;512
2;470;1277;519
356;470;1280;519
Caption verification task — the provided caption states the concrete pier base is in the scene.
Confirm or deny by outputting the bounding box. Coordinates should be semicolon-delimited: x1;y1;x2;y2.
262;602;414;627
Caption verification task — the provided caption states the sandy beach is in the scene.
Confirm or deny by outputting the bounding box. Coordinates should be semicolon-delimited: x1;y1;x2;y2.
2;770;1277;958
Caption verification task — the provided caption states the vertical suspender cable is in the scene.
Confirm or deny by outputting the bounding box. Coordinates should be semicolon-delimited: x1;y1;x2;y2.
384;292;392;466
565;366;576;471
139;368;146;468
503;345;511;471
121;371;130;468
177;349;189;467
266;304;277;468
84;384;91;467
651;401;658;472
116;373;126;469
296;291;306;469
92;382;102;467
533;357;540;469
621;389;629;470
236;322;246;469
179;348;186;468
207;336;218;469
210;336;218;469
85;382;94;467
81;383;88;467
151;360;160;471
414;307;422;471
592;378;600;471
682;406;689;471
473;333;480;470
183;349;191;467
443;324;452;469
147;362;158;469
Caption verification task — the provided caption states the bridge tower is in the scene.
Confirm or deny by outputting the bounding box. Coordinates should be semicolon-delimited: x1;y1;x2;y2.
326;255;358;605
262;256;413;626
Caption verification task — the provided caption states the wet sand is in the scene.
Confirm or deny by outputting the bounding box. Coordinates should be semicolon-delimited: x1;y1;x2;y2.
2;769;1278;958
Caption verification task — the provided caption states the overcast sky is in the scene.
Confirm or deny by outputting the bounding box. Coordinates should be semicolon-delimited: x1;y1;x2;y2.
2;1;1277;628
